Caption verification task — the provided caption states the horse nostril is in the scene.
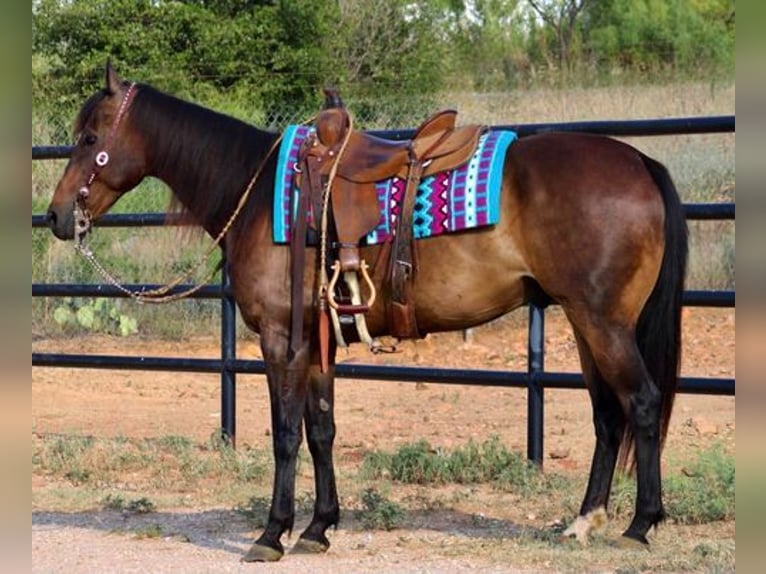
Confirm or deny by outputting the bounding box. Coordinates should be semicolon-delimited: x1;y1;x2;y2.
46;209;57;229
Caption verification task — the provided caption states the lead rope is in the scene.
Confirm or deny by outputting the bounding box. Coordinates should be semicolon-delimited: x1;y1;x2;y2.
317;113;354;304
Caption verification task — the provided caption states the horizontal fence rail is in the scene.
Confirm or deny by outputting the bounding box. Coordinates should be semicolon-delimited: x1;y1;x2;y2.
32;115;735;463
30;353;735;395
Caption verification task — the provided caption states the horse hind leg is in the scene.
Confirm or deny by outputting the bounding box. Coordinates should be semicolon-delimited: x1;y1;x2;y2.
566;317;665;546
563;329;625;544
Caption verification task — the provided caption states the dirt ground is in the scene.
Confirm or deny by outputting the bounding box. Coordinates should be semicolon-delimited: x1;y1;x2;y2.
32;306;735;572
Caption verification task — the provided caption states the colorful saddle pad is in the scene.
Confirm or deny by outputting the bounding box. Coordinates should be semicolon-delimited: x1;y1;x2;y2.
273;125;517;245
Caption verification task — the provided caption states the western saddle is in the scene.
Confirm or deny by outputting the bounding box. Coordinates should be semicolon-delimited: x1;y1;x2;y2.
290;90;485;369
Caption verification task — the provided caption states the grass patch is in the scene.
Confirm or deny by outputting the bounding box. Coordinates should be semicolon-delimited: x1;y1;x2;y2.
362;436;567;495
102;494;157;514
597;443;734;525
664;443;735;524
33;432;270;499
361;438;733;528
133;524;164;539
357;488;404;531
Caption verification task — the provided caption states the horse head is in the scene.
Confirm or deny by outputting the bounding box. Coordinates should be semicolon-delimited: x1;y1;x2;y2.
46;61;147;240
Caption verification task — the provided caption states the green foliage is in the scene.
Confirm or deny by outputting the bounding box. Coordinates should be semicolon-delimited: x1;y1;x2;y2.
38;434;95;476
32;0;734;127
133;524;163;538
443;0;734;88
664;443;735;524
101;493;128;511
602;444;734;524
361;436;562;494
32;0;450;126
583;0;734;79
125;497;157;514
357;488;404;531
53;298;138;337
102;494;157;514
34;433;270;492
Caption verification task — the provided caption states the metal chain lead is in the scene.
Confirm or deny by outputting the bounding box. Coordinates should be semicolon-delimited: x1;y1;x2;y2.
75;239;219;303
72;117;303;304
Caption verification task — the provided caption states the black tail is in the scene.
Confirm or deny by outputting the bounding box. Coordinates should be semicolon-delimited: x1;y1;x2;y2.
621;154;687;467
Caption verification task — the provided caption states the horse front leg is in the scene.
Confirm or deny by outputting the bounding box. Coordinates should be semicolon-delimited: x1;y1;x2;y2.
243;328;310;562
294;339;339;553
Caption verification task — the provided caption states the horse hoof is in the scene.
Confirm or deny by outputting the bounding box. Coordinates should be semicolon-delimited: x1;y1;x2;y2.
241;543;284;562
291;537;330;554
617;534;650;550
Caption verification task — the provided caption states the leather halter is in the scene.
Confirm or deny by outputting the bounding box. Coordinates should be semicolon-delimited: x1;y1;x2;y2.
75;83;137;239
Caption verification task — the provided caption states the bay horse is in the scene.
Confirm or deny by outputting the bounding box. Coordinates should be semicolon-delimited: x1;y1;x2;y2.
46;63;687;562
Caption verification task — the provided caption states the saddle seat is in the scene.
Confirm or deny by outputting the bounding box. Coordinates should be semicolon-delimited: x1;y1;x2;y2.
311;106;486;273
315;107;485;184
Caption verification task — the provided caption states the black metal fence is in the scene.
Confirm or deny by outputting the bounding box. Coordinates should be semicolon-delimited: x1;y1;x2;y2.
32;116;735;465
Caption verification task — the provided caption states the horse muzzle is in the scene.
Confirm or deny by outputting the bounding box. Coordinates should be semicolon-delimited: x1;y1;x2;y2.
46;203;75;240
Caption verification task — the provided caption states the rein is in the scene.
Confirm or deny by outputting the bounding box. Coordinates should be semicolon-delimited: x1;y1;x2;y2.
73;84;287;303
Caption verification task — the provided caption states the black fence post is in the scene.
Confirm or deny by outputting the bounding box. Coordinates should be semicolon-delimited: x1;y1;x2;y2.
220;254;236;447
527;303;545;466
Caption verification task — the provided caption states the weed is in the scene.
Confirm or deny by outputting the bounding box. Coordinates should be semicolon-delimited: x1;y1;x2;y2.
38;434;96;485
235;496;271;529
664;443;734;524
156;435;195;456
63;468;91;485
102;494;127;511
295;492;315;514
133;524;163;539
387;440;445;484
34;432;271;501
101;494;156;514
361;436;564;494
357;488;404;531
588;444;734;525
52;298;138;336
126;497;157;514
360;450;393;480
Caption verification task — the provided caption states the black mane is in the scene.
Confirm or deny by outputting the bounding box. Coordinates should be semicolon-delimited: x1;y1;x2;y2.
129;84;279;235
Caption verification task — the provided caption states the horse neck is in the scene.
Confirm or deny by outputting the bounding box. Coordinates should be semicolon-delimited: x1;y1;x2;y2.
135;87;277;237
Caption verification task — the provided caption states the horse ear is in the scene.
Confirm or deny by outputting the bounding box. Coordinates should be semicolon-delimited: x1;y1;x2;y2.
105;59;122;95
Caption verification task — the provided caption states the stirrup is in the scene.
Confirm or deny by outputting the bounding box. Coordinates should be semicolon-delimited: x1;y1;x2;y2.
326;260;376;313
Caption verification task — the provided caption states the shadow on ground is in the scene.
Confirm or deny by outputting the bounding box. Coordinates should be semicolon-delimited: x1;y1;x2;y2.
32;506;559;558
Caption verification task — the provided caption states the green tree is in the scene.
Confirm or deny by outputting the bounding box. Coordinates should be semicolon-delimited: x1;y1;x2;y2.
33;0;217;110
582;0;734;77
336;0;448;96
33;0;450;127
527;0;589;75
447;0;528;89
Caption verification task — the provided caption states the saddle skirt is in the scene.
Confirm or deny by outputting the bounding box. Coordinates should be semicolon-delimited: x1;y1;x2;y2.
273;125;517;245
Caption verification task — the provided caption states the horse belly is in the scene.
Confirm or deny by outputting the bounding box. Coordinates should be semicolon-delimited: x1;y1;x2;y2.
409;231;529;333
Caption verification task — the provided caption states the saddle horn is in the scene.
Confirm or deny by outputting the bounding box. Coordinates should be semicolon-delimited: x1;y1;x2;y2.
323;87;344;109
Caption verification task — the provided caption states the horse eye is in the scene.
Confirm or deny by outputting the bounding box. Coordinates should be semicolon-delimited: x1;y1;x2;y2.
82;134;97;146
